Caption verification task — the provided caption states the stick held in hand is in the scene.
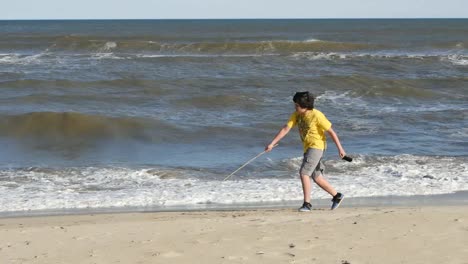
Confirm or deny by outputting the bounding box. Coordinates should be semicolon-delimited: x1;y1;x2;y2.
223;144;278;181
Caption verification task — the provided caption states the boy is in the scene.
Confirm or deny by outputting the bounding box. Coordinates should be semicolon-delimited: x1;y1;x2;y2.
265;92;346;212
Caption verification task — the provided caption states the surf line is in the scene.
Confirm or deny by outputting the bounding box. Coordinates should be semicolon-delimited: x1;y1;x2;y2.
223;144;278;181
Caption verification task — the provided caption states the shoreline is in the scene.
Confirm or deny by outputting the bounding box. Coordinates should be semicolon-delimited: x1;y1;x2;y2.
2;190;468;219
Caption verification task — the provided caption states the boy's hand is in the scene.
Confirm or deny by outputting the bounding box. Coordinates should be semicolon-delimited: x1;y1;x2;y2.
339;150;346;158
265;144;274;152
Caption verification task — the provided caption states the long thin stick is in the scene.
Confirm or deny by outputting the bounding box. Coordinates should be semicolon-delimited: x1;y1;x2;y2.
223;144;278;181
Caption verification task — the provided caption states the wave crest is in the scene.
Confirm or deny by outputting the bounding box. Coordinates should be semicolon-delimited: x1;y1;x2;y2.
45;36;372;54
0;112;160;141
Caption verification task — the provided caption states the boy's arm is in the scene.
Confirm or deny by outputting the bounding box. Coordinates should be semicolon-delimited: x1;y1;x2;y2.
326;127;347;158
265;124;291;152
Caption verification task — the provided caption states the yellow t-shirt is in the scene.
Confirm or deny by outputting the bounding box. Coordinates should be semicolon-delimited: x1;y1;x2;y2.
286;109;332;152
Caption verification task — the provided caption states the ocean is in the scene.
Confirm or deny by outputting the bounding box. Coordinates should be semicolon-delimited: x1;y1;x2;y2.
0;19;467;215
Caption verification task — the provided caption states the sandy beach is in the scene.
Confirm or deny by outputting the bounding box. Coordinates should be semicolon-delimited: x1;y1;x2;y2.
1;205;467;264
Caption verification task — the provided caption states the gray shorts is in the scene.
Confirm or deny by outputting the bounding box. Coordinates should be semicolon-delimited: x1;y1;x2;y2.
300;148;325;179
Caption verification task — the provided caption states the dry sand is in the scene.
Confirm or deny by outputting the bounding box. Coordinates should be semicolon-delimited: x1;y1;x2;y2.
1;206;468;264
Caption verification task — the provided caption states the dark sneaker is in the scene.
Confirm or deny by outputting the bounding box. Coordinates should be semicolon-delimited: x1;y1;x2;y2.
331;193;344;210
298;201;312;212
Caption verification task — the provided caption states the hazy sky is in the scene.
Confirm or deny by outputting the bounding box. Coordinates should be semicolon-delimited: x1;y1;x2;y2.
1;0;467;20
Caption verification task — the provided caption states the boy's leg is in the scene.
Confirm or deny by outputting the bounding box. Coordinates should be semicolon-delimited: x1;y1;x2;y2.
300;174;312;203
312;161;344;210
311;158;338;197
300;148;322;203
313;175;337;197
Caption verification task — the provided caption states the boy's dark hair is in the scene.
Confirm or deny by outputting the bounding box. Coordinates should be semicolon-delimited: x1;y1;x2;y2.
293;91;314;110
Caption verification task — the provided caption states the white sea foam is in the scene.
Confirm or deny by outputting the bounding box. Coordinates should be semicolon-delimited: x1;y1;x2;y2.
318;90;467;115
291;52;346;60
290;51;458;61
92;52;123;60
0;53;45;65
376;103;468;114
104;41;117;50
135;54;277;58
0;54;18;63
0;154;467;213
317;91;370;111
304;38;321;42
445;54;468;65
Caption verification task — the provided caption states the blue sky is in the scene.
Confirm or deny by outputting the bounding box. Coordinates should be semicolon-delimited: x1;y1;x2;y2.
1;0;467;19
